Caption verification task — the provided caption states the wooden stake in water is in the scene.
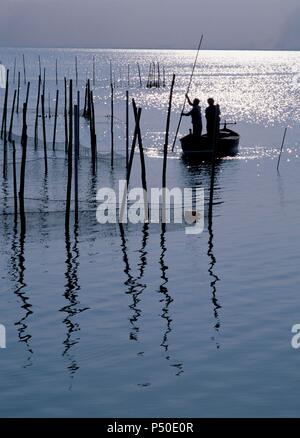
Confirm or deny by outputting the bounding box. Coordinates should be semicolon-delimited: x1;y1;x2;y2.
64;77;68;152
25;81;30;108
172;34;204;151
41;94;48;174
74;103;79;223
38;55;42;77
65;79;73;232
110;82;114;167
163;74;176;189
75;56;78;87
53;89;59;150
132;99;147;194
8;89;17;142
137;62;142;87
22;54;26;85
1;69;9;140
16;71;20;114
48;92;51;119
277;127;288;172
55;58;58;86
34;75;41;148
93;56;96;86
43;68;46;96
13;57;16;84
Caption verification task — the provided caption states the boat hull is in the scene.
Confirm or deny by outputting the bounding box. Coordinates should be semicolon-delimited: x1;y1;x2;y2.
180;128;240;159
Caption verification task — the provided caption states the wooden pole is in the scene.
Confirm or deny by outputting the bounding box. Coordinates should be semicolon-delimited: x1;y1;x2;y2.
22;54;26;85
34;75;41;148
48;92;51;118
16;71;20;114
19;103;27;235
127;64;130;87
74;103;79;223
93;56;96;86
53;89;59;150
12;140;18;221
137;62;142;87
13;57;16;84
126;107;141;185
65;80;73;232
77;91;80;157
208;107;219;222
163;66;166;87
25;81;30;109
132;99;147;193
38;55;42;77
126;90;129;169
64;77;68;152
110;82;114;167
8;89;17;142
162;74;176;189
1;69;9;140
277;127;288;172
75;56;78;87
172;35;204;151
41;94;48;174
43;68;46;96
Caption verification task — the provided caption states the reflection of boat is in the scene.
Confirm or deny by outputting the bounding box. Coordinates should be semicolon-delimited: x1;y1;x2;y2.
180;125;240;159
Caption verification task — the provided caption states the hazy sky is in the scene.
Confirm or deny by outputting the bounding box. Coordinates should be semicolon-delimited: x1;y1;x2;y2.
0;0;299;50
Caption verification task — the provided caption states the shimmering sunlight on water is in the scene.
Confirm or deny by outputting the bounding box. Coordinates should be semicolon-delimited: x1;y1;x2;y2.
0;49;300;417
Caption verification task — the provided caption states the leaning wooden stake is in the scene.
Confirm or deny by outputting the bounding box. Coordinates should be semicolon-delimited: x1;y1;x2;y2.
34;75;41;148
8;89;17;142
277;127;288;172
41;94;48;174
22;54;26;85
132;99;147;194
93;56;96;86
25;81;30;108
52;89;59;150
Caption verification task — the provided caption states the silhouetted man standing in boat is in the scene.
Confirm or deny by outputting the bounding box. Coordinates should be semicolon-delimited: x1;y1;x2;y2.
205;98;221;143
182;94;202;137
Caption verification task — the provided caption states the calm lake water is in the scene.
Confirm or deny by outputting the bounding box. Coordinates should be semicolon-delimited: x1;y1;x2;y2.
0;48;300;417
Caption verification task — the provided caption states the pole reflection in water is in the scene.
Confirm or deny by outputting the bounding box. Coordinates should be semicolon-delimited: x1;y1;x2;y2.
158;226;183;376
208;165;222;348
119;223;148;342
60;222;88;383
14;227;34;366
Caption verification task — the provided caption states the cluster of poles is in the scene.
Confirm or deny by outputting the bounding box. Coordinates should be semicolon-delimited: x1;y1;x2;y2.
0;52;177;237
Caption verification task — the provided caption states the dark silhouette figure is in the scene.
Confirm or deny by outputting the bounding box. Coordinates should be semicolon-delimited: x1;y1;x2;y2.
182;94;202;137
205;98;220;142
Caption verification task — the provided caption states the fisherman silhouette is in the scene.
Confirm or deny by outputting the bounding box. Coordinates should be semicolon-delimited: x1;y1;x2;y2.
182;94;202;137
205;98;220;141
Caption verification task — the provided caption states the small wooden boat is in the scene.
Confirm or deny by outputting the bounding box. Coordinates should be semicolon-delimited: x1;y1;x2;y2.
180;125;240;159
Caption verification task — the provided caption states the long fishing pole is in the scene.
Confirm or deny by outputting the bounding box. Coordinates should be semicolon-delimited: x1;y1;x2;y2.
172;34;204;152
